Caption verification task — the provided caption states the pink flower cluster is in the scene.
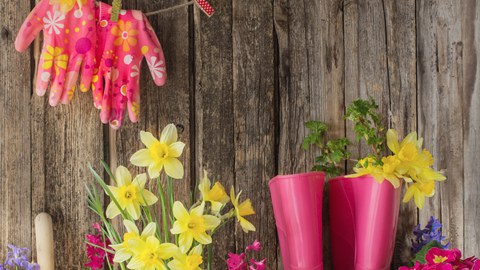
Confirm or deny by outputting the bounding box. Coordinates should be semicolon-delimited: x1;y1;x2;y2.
85;223;114;269
227;240;267;270
400;248;480;270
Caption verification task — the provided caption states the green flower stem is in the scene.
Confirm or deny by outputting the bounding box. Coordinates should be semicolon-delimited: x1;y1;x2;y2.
157;178;170;243
207;244;213;270
85;242;115;254
166;176;178;245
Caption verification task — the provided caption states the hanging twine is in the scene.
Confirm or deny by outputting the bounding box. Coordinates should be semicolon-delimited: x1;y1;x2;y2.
111;0;122;22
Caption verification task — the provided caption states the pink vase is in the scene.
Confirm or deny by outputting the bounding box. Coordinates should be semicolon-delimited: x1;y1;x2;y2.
329;175;402;270
269;172;325;270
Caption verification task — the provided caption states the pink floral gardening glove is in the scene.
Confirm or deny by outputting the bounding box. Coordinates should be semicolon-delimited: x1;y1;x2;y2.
15;0;96;106
93;2;166;129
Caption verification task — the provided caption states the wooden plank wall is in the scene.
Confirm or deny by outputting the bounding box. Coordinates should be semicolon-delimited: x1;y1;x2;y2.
0;0;479;269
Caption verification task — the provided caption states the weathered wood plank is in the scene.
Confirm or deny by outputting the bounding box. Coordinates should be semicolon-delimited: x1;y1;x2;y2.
232;0;276;266
275;0;344;268
194;0;236;267
461;0;480;259
31;102;104;269
383;0;418;266
417;0;465;252
0;0;33;262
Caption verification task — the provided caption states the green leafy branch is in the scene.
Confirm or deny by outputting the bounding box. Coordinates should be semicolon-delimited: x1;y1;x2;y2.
344;97;386;162
303;121;351;177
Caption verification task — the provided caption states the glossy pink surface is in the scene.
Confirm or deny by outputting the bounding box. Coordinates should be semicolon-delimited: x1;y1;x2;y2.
329;175;401;270
269;172;325;270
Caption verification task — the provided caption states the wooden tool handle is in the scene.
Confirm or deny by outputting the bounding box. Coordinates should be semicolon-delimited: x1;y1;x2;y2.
35;213;55;270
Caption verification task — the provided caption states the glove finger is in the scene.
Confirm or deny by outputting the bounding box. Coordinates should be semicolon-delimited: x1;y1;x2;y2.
35;46;55;97
49;63;68;106
109;75;130;129
126;75;141;123
60;56;83;104
80;52;95;93
100;73;113;124
92;68;104;109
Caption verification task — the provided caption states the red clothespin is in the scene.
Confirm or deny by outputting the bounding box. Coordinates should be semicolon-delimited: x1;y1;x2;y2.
195;0;215;17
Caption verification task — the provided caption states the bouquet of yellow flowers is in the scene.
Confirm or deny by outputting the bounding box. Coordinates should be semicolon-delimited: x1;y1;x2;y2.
85;124;256;270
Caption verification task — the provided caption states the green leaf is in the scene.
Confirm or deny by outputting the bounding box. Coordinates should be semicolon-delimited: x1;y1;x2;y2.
411;240;443;265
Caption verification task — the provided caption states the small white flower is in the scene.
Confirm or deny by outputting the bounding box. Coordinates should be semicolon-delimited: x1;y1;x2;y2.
43;11;65;35
130;65;139;77
147;56;165;79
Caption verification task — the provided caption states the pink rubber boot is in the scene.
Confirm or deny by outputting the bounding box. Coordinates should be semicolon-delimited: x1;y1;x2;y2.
269;172;325;270
329;175;401;270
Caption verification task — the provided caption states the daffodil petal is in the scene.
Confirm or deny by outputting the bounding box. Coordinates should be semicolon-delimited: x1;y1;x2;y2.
127;203;140;220
113;249;131;263
140;131;159;147
164;158;184;179
239;217;256;233
386;129;400;153
140;189;158;206
190;244;203;255
106;202;121;219
179;232;194;253
190;201;205;216
168;142;185;158
141;222;157;238
130;149;153;167
160;123;178;145
148;163;162;179
170;221;185;234
194;232;212;245
414;191;425;209
172;201;189;221
238;199;255;216
127;255;145;269
403;184;416;203
134;173;147;189
116;166;132;186
123;220;139;234
203;215;221;230
158;243;179;259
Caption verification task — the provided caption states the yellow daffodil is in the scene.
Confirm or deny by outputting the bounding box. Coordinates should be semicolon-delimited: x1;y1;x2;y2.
230;187;256;233
198;170;229;214
167;245;203;270
170;201;220;253
110;220;156;263
380;156;402;188
127;236;178;270
130;124;185;179
403;180;436;209
106;166;158;220
347;158;385;183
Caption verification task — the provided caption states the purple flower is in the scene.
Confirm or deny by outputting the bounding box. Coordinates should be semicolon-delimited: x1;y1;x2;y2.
22;261;40;270
412;216;450;253
5;245;30;267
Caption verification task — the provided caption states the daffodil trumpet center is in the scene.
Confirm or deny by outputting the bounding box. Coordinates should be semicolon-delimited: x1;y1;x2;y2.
151;142;170;162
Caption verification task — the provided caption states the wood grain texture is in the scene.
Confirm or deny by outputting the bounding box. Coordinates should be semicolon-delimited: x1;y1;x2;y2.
417;0;465;252
275;0;344;268
461;0;480;259
194;0;236;267
232;0;276;265
0;0;33;262
1;0;480;268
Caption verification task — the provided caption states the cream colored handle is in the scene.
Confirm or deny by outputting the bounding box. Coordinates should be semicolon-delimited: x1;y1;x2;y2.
35;213;55;270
